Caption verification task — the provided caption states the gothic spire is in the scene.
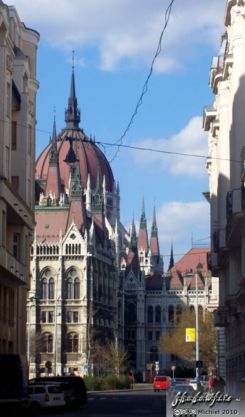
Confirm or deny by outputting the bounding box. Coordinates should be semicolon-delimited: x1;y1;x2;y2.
45;117;60;200
65;55;80;129
130;217;137;249
138;197;148;251
168;243;174;270
151;206;158;237
140;197;147;229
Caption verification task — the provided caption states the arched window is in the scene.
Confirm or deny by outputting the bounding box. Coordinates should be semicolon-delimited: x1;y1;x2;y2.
155;306;161;323
48;278;55;299
74;278;80;299
147;306;153;323
41;333;53;353
66;268;80;299
168;305;174;323
67;333;79;353
41;269;55;300
41;278;47;299
67;278;73;299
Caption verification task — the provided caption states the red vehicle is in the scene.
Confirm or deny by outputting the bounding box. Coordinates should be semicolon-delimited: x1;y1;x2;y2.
153;375;171;391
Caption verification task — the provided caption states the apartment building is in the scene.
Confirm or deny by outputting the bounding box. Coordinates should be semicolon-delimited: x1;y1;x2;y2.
0;2;39;360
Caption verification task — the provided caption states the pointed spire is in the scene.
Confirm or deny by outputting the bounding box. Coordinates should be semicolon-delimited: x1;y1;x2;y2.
130;217;137;249
52;114;57;141
138;197;148;251
140;197;147;229
45;117;60;200
168;243;174;271
65;52;80;129
151;206;158;237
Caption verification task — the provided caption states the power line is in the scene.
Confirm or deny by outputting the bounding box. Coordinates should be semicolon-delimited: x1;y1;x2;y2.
109;0;176;163
1;116;241;164
96;139;241;164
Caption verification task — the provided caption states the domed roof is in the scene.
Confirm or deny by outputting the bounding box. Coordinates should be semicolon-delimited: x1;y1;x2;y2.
35;128;114;192
35;69;114;193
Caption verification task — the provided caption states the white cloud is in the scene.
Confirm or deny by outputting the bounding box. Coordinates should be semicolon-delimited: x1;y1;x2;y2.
156;200;210;258
131;116;208;177
10;0;226;72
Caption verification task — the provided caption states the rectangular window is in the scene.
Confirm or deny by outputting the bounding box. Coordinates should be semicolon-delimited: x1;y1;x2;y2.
41;311;46;323
13;233;20;260
148;331;153;341
156;331;160;342
67;311;73;323
11;121;17;150
48;311;54;323
5;146;10;179
73;311;79;323
2;211;6;247
6;83;10;118
11;176;19;191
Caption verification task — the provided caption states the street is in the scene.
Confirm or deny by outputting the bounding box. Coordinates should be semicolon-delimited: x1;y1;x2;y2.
39;389;166;417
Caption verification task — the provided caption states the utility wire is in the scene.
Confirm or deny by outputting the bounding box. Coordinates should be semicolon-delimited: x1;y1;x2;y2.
1;116;241;164
96;140;241;164
109;0;176;163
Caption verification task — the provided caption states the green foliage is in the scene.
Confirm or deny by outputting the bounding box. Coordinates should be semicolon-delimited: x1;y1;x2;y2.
83;374;130;391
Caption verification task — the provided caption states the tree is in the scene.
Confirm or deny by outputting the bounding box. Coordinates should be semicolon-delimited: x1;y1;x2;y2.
91;336;129;376
159;309;217;369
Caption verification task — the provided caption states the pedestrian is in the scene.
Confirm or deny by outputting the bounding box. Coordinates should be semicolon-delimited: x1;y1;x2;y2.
129;372;134;389
208;376;214;391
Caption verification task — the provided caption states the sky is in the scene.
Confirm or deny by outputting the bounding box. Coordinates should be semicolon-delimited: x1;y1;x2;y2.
9;0;227;267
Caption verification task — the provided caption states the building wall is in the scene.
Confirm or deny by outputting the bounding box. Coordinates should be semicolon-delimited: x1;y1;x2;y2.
204;0;245;396
0;2;39;360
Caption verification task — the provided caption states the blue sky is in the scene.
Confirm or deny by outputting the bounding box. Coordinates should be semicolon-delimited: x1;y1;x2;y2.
10;0;227;267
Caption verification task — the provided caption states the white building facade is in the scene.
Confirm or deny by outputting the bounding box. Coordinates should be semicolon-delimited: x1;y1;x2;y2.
204;0;245;396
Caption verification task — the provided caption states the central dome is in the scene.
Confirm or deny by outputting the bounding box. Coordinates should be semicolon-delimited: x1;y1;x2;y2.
35;69;114;193
35;129;114;192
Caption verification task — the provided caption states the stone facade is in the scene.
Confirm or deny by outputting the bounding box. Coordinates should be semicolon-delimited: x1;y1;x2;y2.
204;0;245;396
0;2;39;362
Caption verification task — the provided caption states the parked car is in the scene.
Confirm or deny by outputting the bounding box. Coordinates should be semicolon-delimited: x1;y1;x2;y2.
29;380;76;408
0;354;28;411
169;383;196;400
153;375;171;391
29;376;87;407
27;383;65;413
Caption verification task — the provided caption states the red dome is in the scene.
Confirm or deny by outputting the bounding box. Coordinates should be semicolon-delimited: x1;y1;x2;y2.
35;128;114;192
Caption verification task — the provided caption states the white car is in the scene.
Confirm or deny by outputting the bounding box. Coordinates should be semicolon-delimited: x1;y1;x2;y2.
27;384;65;413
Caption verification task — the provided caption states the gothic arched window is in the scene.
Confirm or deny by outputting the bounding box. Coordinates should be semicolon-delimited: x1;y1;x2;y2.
67;278;73;299
41;332;53;353
74;278;80;299
66;268;80;300
155;306;161;323
147;306;153;323
41;269;55;299
48;278;55;299
41;278;47;299
67;333;79;352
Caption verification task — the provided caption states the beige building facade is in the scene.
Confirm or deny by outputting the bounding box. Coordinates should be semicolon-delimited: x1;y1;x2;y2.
0;1;39;361
204;0;245;396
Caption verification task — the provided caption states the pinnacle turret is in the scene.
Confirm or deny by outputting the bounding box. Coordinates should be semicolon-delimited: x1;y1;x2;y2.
65;66;81;129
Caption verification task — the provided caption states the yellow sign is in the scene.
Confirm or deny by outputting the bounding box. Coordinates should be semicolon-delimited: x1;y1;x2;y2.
185;328;195;342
